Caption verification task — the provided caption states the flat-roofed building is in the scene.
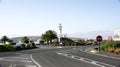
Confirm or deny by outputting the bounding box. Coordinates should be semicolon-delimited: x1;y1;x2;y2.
114;29;120;41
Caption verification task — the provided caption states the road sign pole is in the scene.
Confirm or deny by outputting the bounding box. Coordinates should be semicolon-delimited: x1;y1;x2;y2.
98;42;100;53
96;35;103;53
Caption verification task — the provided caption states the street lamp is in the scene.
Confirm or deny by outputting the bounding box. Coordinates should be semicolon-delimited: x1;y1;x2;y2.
58;23;62;44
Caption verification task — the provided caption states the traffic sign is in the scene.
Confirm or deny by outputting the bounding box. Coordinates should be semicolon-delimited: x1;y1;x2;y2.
96;35;103;53
108;36;112;41
96;35;103;42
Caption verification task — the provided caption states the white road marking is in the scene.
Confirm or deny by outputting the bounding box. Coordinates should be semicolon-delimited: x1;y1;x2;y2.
30;54;42;67
57;52;115;67
9;64;16;67
91;61;97;64
0;58;3;60
64;54;68;56
25;65;37;67
57;46;62;48
6;57;30;60
71;56;75;58
15;53;23;54
73;48;76;50
90;50;97;53
0;57;31;62
2;59;32;63
21;60;33;63
79;58;84;61
57;53;63;55
80;49;120;60
0;54;37;67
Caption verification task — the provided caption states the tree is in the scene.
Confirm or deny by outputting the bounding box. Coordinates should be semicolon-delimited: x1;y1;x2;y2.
41;30;57;44
41;34;49;44
77;39;85;45
39;39;45;44
8;39;14;45
85;39;94;45
1;36;9;44
21;36;29;44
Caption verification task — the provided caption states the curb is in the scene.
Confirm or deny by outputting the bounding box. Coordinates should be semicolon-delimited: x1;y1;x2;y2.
81;48;120;60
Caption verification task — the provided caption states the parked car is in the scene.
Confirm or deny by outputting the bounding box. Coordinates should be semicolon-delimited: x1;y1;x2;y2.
93;41;98;45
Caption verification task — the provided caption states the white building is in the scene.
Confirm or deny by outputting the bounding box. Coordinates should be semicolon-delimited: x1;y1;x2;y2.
114;29;120;41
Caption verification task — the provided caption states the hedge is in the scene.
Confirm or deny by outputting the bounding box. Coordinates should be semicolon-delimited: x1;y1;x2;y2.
0;44;37;52
100;41;120;54
0;44;16;52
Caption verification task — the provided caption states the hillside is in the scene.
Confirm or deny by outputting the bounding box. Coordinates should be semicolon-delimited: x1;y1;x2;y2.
68;30;113;39
11;30;113;42
11;36;41;42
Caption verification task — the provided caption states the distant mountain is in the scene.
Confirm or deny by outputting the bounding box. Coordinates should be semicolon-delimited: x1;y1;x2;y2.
11;30;113;42
68;32;86;39
11;36;41;42
68;30;113;40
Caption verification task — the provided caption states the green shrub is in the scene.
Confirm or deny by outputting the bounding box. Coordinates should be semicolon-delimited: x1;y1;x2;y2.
0;44;16;52
21;44;26;49
9;42;15;45
16;46;21;50
115;41;120;48
100;41;120;52
77;39;85;45
39;40;45;44
100;43;109;52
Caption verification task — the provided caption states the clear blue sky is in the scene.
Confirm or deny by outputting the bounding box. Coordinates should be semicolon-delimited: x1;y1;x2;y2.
0;0;120;38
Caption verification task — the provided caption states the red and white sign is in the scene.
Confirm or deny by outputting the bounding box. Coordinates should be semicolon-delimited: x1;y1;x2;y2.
108;36;112;41
96;35;103;42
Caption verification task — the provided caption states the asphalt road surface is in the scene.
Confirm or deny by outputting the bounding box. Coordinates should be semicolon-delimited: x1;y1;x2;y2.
0;45;120;67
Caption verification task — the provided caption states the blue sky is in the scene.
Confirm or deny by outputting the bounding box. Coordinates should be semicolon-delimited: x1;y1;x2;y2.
0;0;120;38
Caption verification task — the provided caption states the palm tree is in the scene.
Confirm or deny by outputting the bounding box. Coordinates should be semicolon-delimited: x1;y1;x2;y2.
21;36;29;44
41;30;57;44
41;34;49;44
8;39;14;45
1;36;9;44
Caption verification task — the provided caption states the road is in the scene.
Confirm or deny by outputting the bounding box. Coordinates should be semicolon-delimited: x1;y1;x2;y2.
0;45;120;67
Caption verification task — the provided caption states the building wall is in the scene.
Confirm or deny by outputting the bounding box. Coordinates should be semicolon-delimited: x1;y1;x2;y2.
114;29;120;41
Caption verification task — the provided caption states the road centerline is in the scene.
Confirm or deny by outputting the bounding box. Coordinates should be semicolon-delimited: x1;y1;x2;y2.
57;52;115;67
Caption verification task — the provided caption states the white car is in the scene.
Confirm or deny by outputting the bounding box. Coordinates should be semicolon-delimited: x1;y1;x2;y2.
15;43;24;47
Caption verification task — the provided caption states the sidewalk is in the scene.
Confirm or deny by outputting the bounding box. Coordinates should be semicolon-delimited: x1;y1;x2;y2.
97;52;120;58
85;46;120;58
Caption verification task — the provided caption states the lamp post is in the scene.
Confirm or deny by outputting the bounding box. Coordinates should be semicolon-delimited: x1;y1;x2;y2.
58;23;62;44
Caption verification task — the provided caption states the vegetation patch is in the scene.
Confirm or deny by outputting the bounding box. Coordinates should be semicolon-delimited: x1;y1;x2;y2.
100;41;120;54
0;44;16;52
